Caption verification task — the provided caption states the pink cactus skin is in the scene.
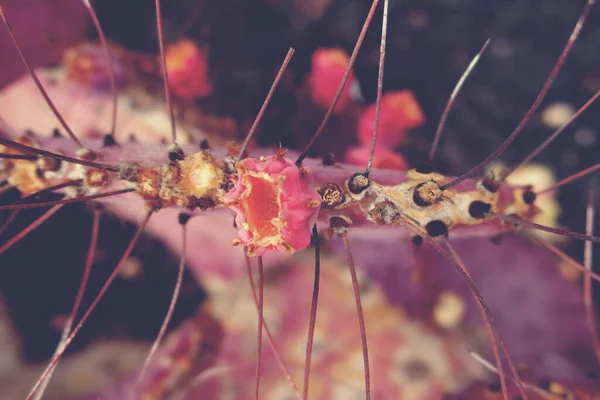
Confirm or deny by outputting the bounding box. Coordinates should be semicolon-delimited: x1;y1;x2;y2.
31;136;534;243
224;154;322;257
1;72;535;248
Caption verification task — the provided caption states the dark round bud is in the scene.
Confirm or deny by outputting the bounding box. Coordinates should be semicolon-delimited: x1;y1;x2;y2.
481;177;500;193
487;381;501;393
178;213;191;225
347;173;370;194
415;163;433;174
103;134;118;147
536;378;551;391
168;147;185;162
586;370;599;379
426;220;448;237
490;234;503;245
322;153;336;166
468;200;491;219
412;181;442;207
523;190;537;204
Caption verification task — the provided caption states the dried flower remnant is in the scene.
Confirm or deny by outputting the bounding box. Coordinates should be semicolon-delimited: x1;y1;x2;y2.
176;151;224;199
133;150;226;210
63;42;128;92
308;48;356;113
164;39;212;101
0;135;111;197
225;153;321;257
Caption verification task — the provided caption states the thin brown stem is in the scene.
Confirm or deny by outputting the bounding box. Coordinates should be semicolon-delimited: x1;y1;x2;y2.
244;254;301;399
82;0;118;138
583;189;600;364
14;180;84;205
0;153;38;161
303;225;320;400
155;0;177;145
0;3;85;149
441;0;595;190
295;0;381;166
0;184;12;198
138;213;188;382
536;161;600;195
0;136;119;172
237;48;295;162
526;230;600;284
364;0;388;176
0;204;62;256
503;89;600;180
340;231;371;400
401;219;527;399
443;238;510;400
468;350;564;399
0;188;135;211
429;39;491;163
32;207;101;400
0;210;19;236
496;213;600;244
253;256;265;399
0;180;82;236
26;210;154;400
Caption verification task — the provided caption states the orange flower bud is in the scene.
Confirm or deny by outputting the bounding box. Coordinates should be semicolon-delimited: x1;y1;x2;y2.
165;39;212;100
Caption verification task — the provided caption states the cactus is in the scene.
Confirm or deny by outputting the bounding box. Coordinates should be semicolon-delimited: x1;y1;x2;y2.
1;0;600;399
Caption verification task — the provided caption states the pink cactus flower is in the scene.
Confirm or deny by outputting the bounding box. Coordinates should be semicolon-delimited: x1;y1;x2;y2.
357;89;425;147
225;152;322;257
308;47;355;113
